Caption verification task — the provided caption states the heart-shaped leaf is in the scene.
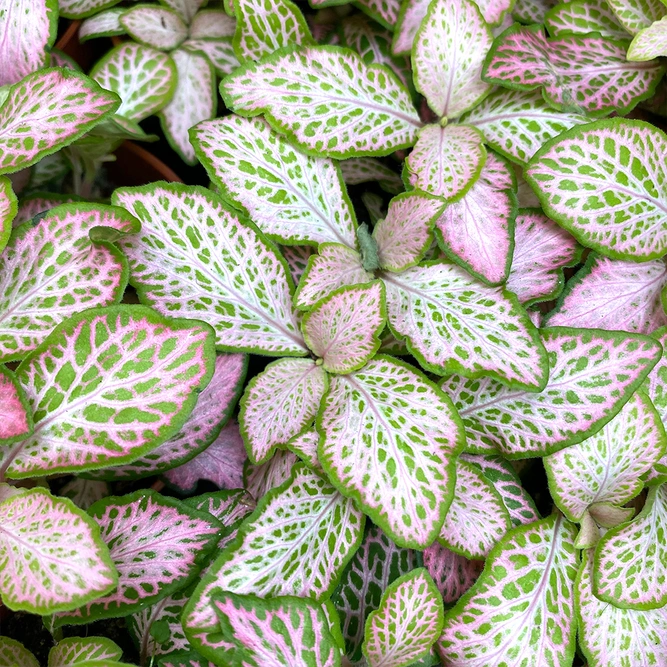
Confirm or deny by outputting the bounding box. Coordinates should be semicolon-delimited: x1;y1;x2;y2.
60;478;109;510
605;0;666;33
245;450;298;501
48;637;123;667
121;6;188;50
55;490;221;625
484;25;663;116
221;45;421;159
113;183;307;356
0;637;39;667
338;157;403;194
318;355;465;547
192;115;358;247
383;262;548;388
5;305;215;478
628;16;667;59
0;366;32;445
442;327;662;457
437;514;579;667
545;0;629;39
413;0;493;119
0;488;116;614
423;542;483;604
0;203;138;362
79;8;126;42
0;68;119;175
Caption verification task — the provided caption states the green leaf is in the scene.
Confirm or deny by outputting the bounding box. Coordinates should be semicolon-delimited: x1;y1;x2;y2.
628;15;667;59
121;6;188;50
0;178;16;253
161;0;206;23
48;637;123;667
0;637;39;667
545;0;629;40
355;0;402;29
605;0;666;33
58;0;123;19
182;37;240;77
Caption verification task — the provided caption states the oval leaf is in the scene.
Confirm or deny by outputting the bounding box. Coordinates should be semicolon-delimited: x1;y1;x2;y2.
121;6;188;50
0;637;39;667
48;637;123;667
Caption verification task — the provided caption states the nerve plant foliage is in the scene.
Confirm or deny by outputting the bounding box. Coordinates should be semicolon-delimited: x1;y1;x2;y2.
5;0;667;666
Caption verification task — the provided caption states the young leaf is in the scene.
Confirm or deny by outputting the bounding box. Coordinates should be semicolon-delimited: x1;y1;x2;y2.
5;305;215;478
295;243;374;309
60;478;109;511
56;490;221;625
526;119;667;261
594;483;667;609
506;208;582;307
286;429;321;472
79;8;126;42
282;245;314;285
0;68;119;175
0;203;137;362
0;366;32;445
245;450;298;501
412;0;493;119
544;391;666;522
605;0;665;33
91;43;176;122
221;45;421;159
434;152;516;285
192;115;358;247
628;16;667;59
545;0;629;39
48;637;123;667
318;355;465;547
121;6;188;50
437;514;579;667
161;0;206;23
483;25;663;116
442;328;662;457
383;262;548;388
422;542;484;604
0;637;39;667
0;488;116;614
338;157;403;194
182;37;240;77
212;592;340;666
113;183;307;356
392;0;430;55
303;282;386;374
461;88;589;165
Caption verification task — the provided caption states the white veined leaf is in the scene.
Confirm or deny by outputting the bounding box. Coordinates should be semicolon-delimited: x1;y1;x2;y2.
438;458;512;559
0;488;116;614
0;177;16;253
5;305;215;478
628;15;667;59
437;514;579;667
164;420;247;493
362;569;443;667
91;43;176;122
318;355;465;547
434;152;516;285
192;115;358;247
476;0;519;23
182;464;364;658
373;192;444;272
338;157;403;194
644;326;667;482
239;358;328;464
546;254;667;333
383;262;548;389
190;10;236;38
577;550;667;667
181;37;240;77
512;0;558;22
58;0;122;19
0;637;39;667
121;6;188;50
60;478;109;511
392;0;430;54
48;637;122;667
303;282;386;374
544;391;666;522
461;88;590;165
161;0;206;23
212;593;340;667
0;68;119;175
282;245;314;287
545;0;629;39
113;182;307;356
422;542;484;604
233;0;313;63
160;48;216;165
55;490;221;625
405;124;487;201
295;243;374;310
221;45;421;159
0;0;56;86
245;450;299;501
441;327;662;457
605;0;666;33
0;203;138;362
593;483;667;609
353;0;401;28
506;208;582;307
285;429;322;472
412;0;493;119
526;119;667;261
79;8;126;42
484;26;663;116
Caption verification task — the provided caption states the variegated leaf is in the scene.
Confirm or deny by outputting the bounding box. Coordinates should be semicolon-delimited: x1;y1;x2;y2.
526;119;667;261
245;450;298;501
461;88;589;165
303;282;385;374
437;514;578;667
185;489;255;528
295;243;373;310
79;8;126;42
383;262;548;388
55;491;221;625
240;358;327;464
221;45;421;159
392;0;430;54
0;178;15;252
442;328;662;457
181;38;240;77
60;478;109;511
363;569;443;667
158;652;215;667
58;0;123;19
5;306;215;478
285;429;321;472
512;0;558;22
412;0;493;119
354;0;401;28
434;152;516;285
190;9;236;38
0;366;31;445
484;26;663;116
605;0;666;33
162;0;206;23
0;637;39;667
338;157;403;194
282;245;314;285
644;327;667;483
545;0;629;39
0;68;119;175
91;43;176;122
14;194;79;226
0;488;116;614
628;16;667;59
506;208;582;306
113;183;307;356
48;637;122;667
121;6;188;50
0;203;137;362
192;116;357;247
318;355;465;547
423;542;483;604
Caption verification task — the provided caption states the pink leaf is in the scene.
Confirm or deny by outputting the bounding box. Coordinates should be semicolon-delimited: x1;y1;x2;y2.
245;450;299;501
423;542;484;604
0;366;31;445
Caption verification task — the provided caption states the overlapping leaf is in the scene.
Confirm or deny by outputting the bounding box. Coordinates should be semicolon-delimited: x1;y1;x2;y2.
245;450;298;501
158;652;215;667
422;542;483;604
354;0;401;28
392;0;430;54
182;37;239;77
79;8;126;42
0;637;39;667
58;0;124;19
545;0;629;39
162;0;206;23
48;637;123;667
338;157;403;194
628;16;667;60
0;366;31;445
605;0;665;33
121;6;188;50
286;429;321;472
190;9;236;38
0;178;15;253
60;478;109;511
